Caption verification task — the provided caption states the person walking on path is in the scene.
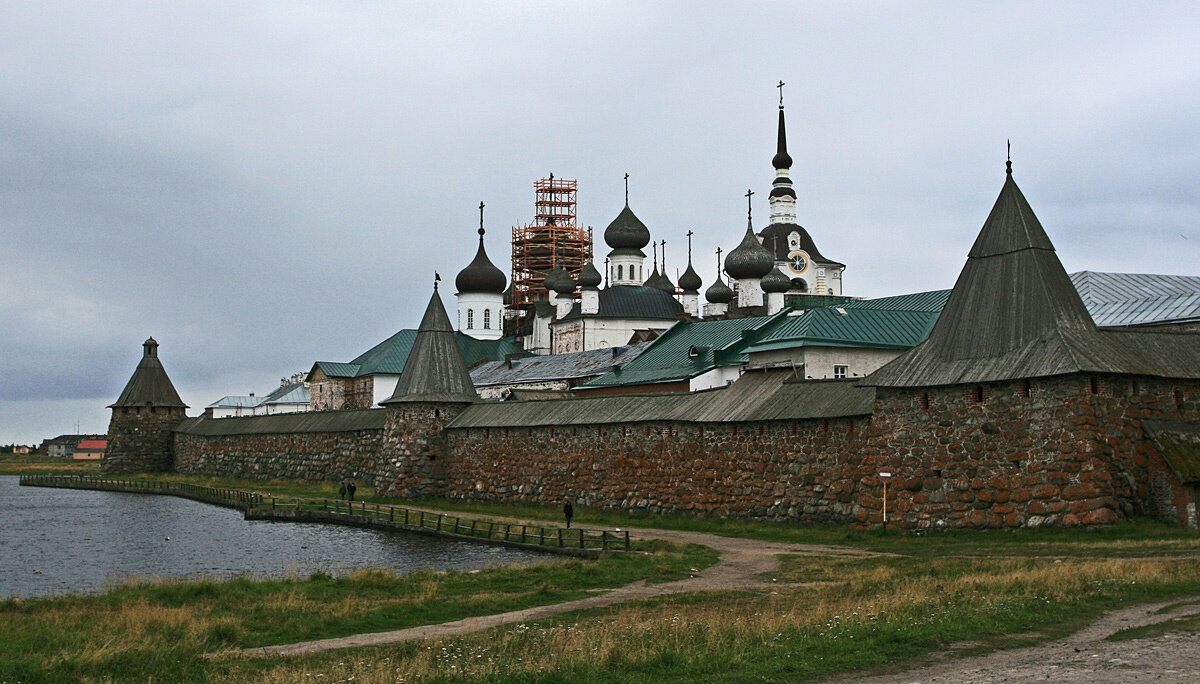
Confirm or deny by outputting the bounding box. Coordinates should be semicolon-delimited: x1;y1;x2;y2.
339;482;347;501
563;500;574;528
347;481;357;501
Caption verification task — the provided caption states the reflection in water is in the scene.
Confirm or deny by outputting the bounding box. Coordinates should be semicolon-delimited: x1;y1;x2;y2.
1;476;549;598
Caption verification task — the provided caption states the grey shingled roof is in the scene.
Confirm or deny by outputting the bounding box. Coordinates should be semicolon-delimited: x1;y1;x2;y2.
1072;271;1200;327
381;289;479;404
471;342;650;387
176;408;386;435
865;168;1200;388
109;338;188;408
451;370;873;428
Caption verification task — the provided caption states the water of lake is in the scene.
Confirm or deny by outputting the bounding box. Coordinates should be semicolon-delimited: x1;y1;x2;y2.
0;476;550;599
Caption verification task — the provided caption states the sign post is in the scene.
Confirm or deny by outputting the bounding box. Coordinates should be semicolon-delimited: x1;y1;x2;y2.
878;470;893;528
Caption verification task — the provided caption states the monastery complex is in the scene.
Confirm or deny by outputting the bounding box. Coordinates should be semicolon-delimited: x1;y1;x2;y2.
102;100;1200;530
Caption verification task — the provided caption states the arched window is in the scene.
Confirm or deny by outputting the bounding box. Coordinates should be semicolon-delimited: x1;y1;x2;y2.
467;309;474;329
617;265;623;281
483;309;491;329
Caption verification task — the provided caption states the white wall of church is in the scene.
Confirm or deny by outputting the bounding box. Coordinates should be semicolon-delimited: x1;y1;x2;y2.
551;317;674;354
456;292;504;340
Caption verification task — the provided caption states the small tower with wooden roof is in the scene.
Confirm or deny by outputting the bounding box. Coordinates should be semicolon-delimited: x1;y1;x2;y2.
378;284;478;497
103;337;189;474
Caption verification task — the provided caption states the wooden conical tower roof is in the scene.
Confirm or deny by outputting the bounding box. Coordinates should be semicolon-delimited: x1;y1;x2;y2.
381;288;479;404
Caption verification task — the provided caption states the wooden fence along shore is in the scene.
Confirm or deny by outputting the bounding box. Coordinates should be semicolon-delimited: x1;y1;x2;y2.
18;475;629;556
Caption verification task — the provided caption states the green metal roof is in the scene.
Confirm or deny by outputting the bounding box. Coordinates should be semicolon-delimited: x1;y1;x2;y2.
312;330;527;381
311;361;362;379
579;312;788;388
744;290;950;354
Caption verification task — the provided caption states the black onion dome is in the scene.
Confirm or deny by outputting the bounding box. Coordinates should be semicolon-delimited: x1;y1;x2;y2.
650;271;675;294
577;260;602;288
455;229;507;293
772;106;792;170
678;262;702;292
548;266;575;295
724;223;775;279
604;204;651;250
761;266;792;293
705;277;733;304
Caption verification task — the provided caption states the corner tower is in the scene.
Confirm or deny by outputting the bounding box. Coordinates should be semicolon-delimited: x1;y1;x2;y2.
104;337;188;474
379;284;478;497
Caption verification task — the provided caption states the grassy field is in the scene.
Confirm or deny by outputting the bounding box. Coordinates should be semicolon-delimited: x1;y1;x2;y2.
222;552;1200;683
9;473;1200;682
0;454;99;475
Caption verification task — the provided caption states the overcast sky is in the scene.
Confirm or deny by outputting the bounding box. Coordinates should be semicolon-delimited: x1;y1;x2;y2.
2;1;1198;445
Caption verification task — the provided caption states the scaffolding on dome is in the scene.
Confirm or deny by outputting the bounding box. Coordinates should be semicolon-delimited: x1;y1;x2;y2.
507;177;592;335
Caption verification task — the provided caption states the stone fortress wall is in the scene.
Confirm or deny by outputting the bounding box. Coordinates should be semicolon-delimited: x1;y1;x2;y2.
167;373;1200;529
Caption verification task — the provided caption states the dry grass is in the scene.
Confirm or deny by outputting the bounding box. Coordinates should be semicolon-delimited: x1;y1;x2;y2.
239;556;1200;683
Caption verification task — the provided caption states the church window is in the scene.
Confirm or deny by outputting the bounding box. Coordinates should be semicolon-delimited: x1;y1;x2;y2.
467;309;474;329
483;309;491;329
833;365;847;379
1021;380;1032;397
617;265;623;281
920;392;931;410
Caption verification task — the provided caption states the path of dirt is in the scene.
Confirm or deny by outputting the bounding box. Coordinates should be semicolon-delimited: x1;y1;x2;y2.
224;511;1200;681
840;598;1200;683
230;526;877;658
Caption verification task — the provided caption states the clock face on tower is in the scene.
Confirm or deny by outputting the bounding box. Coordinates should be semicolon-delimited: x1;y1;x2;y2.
787;250;809;274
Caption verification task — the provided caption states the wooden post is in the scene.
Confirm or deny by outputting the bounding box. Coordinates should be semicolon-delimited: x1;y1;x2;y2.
558;528;563;547
625;530;630;551
579;528;584;548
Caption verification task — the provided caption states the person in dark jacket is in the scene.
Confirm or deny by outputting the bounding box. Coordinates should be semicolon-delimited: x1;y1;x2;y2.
347;481;357;501
339;482;347;501
563;500;574;528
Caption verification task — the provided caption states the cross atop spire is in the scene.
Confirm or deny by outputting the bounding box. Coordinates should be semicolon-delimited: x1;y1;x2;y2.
478;201;485;236
624;172;630;205
686;229;694;261
777;80;785;107
1006;139;1012;175
745;188;754;221
660;239;666;273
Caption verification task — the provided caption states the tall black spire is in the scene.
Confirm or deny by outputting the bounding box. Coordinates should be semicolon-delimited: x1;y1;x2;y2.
772;81;792;170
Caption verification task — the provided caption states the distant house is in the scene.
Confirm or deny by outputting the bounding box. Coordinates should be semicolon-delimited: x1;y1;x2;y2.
40;434;104;458
308;330;527;409
258;381;311;415
72;439;107;461
207;379;312;418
